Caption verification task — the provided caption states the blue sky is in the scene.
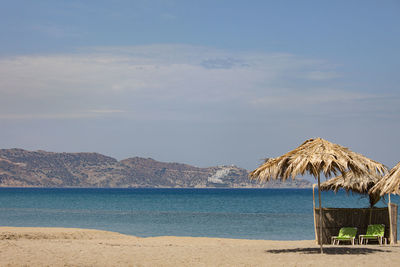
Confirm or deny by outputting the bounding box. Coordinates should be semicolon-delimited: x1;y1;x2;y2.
0;0;399;172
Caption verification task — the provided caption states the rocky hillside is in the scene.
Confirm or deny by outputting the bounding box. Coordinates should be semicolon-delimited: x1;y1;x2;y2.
0;149;311;188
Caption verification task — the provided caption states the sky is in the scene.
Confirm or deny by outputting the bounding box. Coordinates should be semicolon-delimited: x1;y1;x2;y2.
0;0;399;172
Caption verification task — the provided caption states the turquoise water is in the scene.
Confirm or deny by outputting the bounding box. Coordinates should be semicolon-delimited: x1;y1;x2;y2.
0;188;398;240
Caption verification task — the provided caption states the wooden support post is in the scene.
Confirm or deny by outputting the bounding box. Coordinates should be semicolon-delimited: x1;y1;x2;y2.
388;194;392;244
317;175;323;254
312;184;318;244
389;202;397;244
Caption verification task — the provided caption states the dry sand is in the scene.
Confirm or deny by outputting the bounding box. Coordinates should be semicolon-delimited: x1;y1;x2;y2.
0;227;399;266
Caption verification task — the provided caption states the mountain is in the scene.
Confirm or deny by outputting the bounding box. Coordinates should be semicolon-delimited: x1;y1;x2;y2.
0;149;311;188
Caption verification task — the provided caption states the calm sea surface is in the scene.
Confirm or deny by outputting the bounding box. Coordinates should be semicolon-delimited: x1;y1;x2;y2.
0;188;399;240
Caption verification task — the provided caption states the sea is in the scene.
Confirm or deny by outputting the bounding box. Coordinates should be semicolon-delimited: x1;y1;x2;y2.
0;188;399;240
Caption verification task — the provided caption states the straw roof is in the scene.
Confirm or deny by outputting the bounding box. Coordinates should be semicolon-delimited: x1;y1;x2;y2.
320;171;383;207
370;161;400;196
320;171;381;194
249;138;387;182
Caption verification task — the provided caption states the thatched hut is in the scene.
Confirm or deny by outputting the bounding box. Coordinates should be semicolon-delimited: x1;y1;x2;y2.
318;170;398;244
249;137;387;252
370;161;400;196
320;171;383;207
369;162;400;244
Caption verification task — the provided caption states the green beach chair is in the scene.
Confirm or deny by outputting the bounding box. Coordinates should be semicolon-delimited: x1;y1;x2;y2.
331;227;357;245
359;224;386;245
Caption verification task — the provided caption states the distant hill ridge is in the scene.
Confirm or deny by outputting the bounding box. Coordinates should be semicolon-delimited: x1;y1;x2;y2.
0;148;311;188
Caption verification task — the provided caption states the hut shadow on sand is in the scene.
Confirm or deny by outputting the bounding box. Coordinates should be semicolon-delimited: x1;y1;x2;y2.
265;246;392;255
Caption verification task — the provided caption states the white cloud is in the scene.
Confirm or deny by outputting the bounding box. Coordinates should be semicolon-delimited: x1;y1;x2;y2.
0;44;392;121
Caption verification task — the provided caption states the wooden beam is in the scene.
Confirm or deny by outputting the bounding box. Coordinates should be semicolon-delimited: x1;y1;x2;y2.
313;184;318;244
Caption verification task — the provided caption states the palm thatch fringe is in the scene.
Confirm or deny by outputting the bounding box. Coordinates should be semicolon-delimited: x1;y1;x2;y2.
370;161;400;196
249;138;387;182
320;171;383;207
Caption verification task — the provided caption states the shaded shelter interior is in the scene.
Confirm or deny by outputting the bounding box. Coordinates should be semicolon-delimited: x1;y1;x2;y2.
314;205;397;244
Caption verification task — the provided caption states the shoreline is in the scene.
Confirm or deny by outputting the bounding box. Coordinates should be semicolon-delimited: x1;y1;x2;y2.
0;225;309;241
1;227;399;266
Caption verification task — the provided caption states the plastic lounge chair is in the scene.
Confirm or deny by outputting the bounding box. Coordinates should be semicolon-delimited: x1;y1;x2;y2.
331;227;357;245
359;224;386;245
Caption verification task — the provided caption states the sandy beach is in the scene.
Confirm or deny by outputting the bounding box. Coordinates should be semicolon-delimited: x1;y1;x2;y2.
0;227;399;266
